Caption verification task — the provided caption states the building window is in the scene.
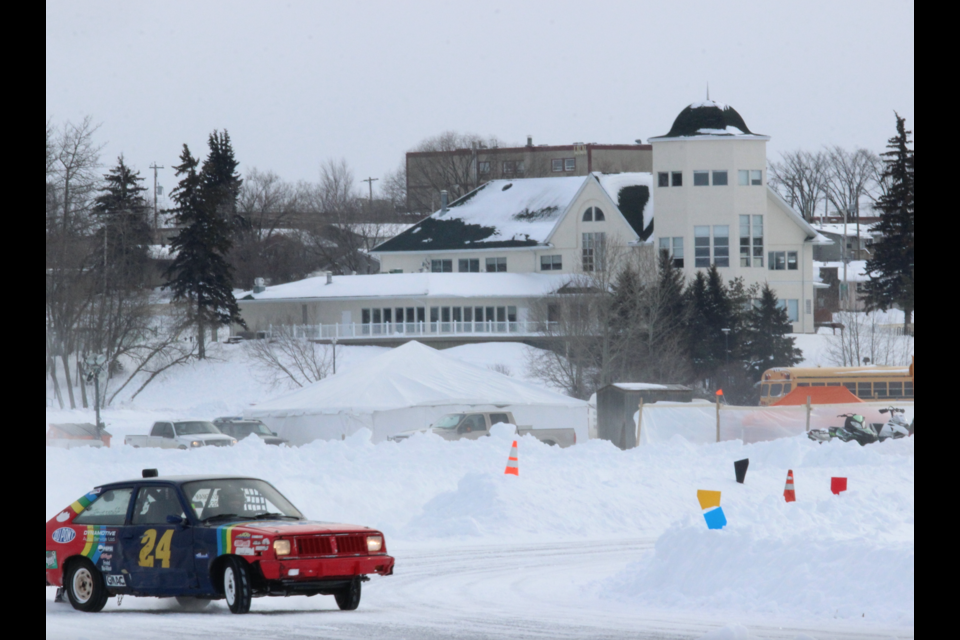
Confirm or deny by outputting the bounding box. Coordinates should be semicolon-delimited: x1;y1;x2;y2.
485;257;507;272
713;225;729;267
564;158;576;171
694;226;711;267
431;259;452;273
739;170;763;185
778;299;799;322
478;161;490;175
658;172;669;187
672;171;682;186
502;161;523;176
659;237;684;268
739;170;749;186
582;232;605;272
459;258;480;272
694;170;709;186
582;206;604;222
768;251;798;271
552;158;563;172
540;254;562;271
751;170;762;185
739;215;764;267
712;170;728;186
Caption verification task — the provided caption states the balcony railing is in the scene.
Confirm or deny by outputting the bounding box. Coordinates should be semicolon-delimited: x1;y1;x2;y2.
264;321;558;341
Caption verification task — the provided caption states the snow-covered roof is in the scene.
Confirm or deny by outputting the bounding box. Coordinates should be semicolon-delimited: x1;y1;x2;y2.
766;188;834;244
246;341;587;416
374;173;654;252
650;100;769;141
814;260;871;283
812;223;879;239
239;271;573;301
595;172;654;241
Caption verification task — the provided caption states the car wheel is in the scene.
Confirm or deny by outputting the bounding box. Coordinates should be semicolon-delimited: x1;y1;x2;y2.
222;557;252;614
175;596;212;611
334;577;362;611
65;558;109;613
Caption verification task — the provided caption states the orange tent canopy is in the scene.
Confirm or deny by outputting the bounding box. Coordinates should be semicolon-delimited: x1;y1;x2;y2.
774;385;863;406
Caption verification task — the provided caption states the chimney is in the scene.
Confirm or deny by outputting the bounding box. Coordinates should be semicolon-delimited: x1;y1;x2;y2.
440;190;448;215
526;135;533;147
253;277;266;293
325;272;333;285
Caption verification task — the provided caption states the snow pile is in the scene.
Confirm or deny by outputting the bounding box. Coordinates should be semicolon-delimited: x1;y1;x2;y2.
600;438;914;626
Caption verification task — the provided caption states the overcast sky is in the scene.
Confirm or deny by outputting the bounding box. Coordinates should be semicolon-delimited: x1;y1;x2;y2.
47;0;914;201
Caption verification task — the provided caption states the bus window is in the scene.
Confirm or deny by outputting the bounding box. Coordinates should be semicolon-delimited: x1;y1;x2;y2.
761;384;770;398
843;383;856;393
874;382;888;398
889;382;903;397
812;382;825;387
827;382;840;387
798;382;810;387
904;382;914;397
783;384;792;394
770;383;783;396
857;382;872;398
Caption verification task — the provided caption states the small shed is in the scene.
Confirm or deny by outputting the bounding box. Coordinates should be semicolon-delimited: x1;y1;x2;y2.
46;423;112;449
597;383;693;449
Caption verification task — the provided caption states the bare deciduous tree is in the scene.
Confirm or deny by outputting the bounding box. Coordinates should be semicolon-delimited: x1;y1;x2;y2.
406;131;507;212
246;328;333;389
825;311;914;367
769;150;828;222
823;146;881;241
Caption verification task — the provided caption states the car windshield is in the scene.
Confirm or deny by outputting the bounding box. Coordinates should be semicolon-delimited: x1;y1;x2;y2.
175;421;221;435
221;422;273;437
183;478;304;523
432;414;464;429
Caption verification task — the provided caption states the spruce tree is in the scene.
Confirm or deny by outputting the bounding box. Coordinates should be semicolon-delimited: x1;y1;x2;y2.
744;284;803;380
686;266;738;385
165;143;245;359
201;130;244;230
92;155;153;289
863;113;914;334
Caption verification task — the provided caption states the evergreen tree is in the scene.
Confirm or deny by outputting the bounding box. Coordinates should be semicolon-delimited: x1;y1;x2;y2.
656;251;687;329
91;155;153;289
201;130;244;230
686;266;737;385
165;143;245;359
744;284;803;380
863;113;914;333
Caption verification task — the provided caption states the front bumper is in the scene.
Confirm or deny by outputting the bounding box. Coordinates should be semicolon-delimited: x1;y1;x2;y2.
258;554;394;581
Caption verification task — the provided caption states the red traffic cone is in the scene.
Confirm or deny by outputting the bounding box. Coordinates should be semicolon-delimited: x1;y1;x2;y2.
783;469;796;503
504;441;519;476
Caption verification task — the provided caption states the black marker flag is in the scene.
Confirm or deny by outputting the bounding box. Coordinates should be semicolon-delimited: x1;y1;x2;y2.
734;458;749;484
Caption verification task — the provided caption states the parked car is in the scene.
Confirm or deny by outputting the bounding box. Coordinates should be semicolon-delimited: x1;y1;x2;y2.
388;411;577;447
213;417;289;446
124;421;237;450
46;470;394;613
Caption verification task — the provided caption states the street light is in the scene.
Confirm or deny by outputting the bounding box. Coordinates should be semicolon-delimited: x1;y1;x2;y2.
84;354;107;434
721;328;731;366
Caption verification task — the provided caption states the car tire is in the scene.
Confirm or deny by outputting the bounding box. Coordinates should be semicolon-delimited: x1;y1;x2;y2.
175;596;212;611
222;557;252;614
65;558;109;613
334;577;362;611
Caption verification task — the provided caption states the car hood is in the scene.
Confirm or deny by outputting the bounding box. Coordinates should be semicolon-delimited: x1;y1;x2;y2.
193;434;234;441
209;520;377;536
393;428;455;439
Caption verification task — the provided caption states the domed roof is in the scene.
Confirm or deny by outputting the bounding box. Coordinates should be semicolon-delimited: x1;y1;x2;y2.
652;100;765;139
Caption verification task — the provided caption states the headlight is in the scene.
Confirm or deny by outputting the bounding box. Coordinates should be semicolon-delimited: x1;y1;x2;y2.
273;539;291;556
190;440;203;447
366;535;383;553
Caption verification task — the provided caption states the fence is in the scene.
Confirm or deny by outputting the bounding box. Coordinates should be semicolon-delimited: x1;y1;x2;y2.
265;320;559;341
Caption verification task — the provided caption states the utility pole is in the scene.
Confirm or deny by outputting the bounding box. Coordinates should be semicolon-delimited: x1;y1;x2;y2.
149;162;164;231
362;177;378;207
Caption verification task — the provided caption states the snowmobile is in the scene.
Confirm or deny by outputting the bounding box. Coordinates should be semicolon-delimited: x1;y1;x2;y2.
807;408;910;446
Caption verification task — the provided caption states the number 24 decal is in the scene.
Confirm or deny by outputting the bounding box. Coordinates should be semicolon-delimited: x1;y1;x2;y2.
139;529;174;568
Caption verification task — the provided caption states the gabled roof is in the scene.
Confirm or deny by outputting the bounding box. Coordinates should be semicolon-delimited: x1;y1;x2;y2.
374;173;654;253
766;187;833;244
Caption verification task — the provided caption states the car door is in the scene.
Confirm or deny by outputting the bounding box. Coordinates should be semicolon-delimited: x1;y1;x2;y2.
122;485;196;594
457;414;488;440
70;485;136;590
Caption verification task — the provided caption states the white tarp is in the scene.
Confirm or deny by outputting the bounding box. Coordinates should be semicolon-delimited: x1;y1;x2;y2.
245;341;589;445
636;401;914;445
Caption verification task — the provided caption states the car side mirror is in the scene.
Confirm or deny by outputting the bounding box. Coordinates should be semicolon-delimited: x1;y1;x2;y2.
166;514;186;526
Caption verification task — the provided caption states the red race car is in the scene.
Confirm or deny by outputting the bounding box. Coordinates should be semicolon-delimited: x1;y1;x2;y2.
45;470;394;613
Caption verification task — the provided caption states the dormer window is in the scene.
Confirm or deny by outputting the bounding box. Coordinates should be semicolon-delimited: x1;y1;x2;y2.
582;207;605;222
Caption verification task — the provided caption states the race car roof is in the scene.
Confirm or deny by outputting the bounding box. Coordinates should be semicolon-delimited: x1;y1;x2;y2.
98;474;261;487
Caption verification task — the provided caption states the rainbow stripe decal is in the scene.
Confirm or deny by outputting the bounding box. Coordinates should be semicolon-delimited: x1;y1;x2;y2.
70;492;100;515
217;524;240;556
80;526;109;564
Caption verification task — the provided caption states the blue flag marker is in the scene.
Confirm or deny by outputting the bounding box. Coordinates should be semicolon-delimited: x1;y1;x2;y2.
703;506;727;530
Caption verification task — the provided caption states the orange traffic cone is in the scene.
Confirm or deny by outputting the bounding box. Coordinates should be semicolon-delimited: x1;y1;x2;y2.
504;440;519;476
783;469;796;502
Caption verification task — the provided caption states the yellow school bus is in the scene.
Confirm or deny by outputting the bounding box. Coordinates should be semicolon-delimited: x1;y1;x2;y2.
759;366;914;406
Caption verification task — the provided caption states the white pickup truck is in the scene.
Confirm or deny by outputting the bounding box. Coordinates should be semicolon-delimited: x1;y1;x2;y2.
124;420;237;450
388;411;577;447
